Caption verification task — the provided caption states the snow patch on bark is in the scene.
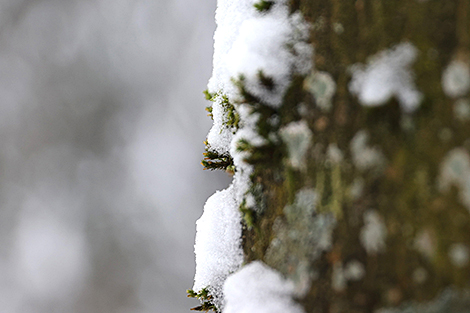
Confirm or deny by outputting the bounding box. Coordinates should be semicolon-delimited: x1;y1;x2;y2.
349;42;422;112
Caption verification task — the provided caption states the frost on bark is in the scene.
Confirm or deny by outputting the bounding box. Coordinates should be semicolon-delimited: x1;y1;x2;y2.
192;0;470;312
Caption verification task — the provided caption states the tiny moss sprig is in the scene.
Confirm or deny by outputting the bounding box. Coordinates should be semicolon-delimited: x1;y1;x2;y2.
187;288;219;312
203;89;240;131
239;199;256;229
253;0;274;12
202;141;234;171
257;70;275;91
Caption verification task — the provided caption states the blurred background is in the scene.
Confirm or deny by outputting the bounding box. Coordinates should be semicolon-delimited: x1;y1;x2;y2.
0;0;230;312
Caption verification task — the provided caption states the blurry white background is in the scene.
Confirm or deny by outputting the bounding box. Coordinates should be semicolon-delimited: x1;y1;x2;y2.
0;0;229;312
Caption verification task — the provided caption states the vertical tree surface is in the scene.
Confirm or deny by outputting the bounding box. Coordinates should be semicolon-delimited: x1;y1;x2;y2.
193;0;470;312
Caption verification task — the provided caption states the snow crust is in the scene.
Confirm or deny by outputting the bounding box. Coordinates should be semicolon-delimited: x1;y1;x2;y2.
349;42;422;112
223;261;305;313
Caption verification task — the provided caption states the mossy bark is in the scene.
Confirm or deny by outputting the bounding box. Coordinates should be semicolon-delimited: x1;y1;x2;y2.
242;1;470;312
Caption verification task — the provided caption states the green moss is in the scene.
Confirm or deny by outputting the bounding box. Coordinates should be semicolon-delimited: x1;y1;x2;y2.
201;141;234;171
203;89;240;131
254;0;274;12
187;288;219;312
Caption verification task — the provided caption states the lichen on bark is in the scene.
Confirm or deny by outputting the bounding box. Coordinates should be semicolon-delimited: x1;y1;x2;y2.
239;0;470;312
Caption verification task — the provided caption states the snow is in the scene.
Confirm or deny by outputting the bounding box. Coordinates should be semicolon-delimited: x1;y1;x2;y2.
193;185;243;308
194;0;313;309
448;243;469;268
349;42;422;112
442;60;470;98
207;93;238;155
223;261;305;313
230;104;266;204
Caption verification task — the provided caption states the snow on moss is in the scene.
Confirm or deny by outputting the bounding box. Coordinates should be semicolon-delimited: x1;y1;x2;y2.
208;0;311;106
194;0;313;309
442;60;470;99
454;98;470;121
193;185;243;308
349;42;422;112
223;261;305;313
376;288;470;313
265;188;336;295
304;71;336;111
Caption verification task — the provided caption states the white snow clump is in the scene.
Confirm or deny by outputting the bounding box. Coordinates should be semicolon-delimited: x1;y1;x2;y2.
349;42;422;112
193;186;244;307
223;261;305;313
205;0;312;154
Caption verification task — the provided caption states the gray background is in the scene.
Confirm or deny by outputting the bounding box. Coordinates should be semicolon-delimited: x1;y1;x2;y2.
0;0;229;312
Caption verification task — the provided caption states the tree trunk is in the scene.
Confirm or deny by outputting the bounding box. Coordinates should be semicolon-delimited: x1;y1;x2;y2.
195;0;470;312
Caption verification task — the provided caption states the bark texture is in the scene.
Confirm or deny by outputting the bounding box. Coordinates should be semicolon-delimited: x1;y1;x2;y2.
242;0;470;312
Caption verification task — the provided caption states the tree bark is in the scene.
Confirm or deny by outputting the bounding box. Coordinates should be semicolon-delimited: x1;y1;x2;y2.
240;0;470;312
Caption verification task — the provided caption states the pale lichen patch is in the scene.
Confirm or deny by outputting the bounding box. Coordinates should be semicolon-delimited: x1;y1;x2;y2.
280;120;313;170
349;177;365;200
265;188;336;295
326;143;344;164
376;288;470;313
412;267;428;284
442;60;470;99
344;260;366;281
414;229;436;260
448;243;470;268
304;71;336;111
350;130;386;172
360;210;387;254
